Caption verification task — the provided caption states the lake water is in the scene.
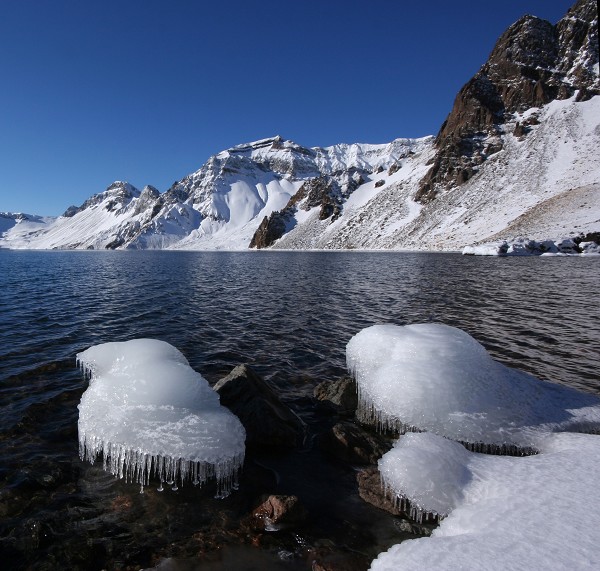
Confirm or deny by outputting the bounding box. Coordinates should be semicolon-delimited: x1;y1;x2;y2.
1;250;599;569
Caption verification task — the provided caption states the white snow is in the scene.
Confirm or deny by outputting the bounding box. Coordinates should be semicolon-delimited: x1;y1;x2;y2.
372;431;600;571
461;237;594;256
2;95;598;251
347;323;600;570
347;323;600;450
77;339;245;494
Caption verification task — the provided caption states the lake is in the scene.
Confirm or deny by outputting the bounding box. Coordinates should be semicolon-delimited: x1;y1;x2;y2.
1;250;599;569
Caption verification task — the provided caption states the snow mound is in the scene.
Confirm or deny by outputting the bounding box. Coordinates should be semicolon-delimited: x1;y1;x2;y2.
372;431;600;571
462;237;599;256
346;324;600;450
77;339;245;494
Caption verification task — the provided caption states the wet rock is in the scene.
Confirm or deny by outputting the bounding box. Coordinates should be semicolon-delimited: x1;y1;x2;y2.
252;495;307;529
319;422;392;465
214;365;304;450
393;517;434;537
356;467;403;516
310;550;371;571
313;377;358;416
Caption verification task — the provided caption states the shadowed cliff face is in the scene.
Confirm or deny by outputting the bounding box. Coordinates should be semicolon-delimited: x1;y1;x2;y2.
416;0;599;203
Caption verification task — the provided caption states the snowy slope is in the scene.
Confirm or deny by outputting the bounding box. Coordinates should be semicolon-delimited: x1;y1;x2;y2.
1;95;598;252
1;0;598;252
0;137;426;250
376;94;600;251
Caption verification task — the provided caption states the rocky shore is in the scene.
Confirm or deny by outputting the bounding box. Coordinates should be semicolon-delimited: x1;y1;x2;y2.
0;364;437;571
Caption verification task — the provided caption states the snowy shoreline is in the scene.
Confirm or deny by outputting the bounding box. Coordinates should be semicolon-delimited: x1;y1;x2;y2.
462;235;600;256
347;323;600;571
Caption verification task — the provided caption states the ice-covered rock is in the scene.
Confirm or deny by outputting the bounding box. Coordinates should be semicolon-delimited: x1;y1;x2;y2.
77;339;245;494
371;431;600;571
350;322;600;570
347;323;600;451
462;236;600;256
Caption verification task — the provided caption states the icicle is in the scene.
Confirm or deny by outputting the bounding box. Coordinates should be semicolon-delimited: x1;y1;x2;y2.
77;339;246;494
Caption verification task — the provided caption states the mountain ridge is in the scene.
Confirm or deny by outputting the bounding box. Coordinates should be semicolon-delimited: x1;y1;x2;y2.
1;0;598;252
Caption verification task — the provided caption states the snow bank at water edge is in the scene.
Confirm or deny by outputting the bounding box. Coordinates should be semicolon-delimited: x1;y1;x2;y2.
372;431;600;571
346;324;600;452
77;339;245;495
345;323;600;570
462;236;600;256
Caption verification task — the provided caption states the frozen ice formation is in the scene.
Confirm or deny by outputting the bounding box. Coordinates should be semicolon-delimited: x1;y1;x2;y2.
346;323;600;451
346;323;600;570
77;339;245;494
462;237;600;256
371;431;600;571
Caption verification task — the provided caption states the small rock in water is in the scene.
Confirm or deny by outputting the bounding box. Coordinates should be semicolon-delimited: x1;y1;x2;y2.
214;364;304;450
318;421;392;465
313;377;358;416
356;467;404;517
252;494;308;529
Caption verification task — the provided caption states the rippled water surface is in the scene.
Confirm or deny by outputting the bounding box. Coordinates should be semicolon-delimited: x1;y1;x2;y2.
1;250;599;569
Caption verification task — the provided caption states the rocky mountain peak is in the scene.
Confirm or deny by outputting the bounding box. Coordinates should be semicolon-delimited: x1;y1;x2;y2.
140;185;160;198
62;181;141;218
416;0;598;203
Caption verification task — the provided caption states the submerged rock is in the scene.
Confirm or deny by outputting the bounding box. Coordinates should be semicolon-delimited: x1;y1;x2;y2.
313;377;358;416
214;365;304;450
357;467;403;516
319;421;392;465
252;494;307;529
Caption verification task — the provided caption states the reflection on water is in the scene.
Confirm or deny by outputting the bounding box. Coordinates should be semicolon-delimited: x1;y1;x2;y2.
1;249;599;569
2;250;599;400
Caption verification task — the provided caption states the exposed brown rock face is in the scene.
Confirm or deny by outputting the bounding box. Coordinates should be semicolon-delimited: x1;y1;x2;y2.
417;0;599;202
249;211;291;249
249;175;349;248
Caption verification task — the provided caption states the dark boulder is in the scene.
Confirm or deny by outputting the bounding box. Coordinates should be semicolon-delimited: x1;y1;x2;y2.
313;377;358;416
213;365;304;450
319;421;392;465
252;494;307;529
356;467;403;516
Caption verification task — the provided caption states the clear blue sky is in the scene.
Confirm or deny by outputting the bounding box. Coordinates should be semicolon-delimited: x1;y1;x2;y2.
0;0;574;216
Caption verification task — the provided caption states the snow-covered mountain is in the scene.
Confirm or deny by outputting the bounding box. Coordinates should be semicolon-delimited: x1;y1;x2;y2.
1;0;598;252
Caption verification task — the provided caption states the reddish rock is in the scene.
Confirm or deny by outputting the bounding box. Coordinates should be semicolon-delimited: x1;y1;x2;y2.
252;495;307;528
319;422;392;465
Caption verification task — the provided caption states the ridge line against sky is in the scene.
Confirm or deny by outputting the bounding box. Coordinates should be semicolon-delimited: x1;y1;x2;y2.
0;0;575;216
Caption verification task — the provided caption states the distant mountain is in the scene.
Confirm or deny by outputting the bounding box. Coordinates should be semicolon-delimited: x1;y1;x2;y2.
1;0;598;252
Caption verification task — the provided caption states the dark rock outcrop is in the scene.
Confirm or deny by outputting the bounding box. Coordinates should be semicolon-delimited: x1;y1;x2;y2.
318;421;392;465
249;211;291;249
417;0;599;202
313;377;358;416
213;364;304;450
252;495;307;528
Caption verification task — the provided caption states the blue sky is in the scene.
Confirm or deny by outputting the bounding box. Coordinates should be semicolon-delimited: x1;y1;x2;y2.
1;0;574;216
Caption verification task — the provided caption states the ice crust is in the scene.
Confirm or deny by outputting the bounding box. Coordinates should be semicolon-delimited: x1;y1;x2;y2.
462;237;599;256
346;323;600;570
346;324;600;450
372;431;600;571
77;339;245;493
